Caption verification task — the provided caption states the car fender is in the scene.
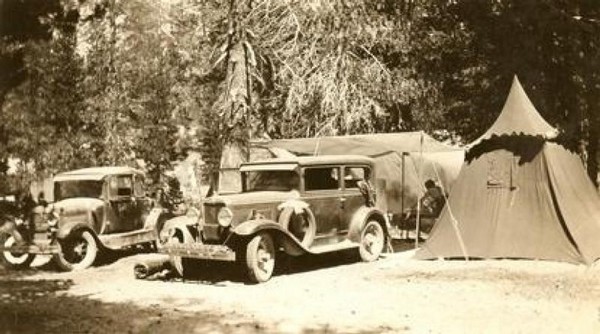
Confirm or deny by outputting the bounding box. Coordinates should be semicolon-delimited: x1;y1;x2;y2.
143;208;166;230
161;215;198;244
56;221;93;240
0;220;26;243
0;220;16;234
233;219;307;256
347;206;389;243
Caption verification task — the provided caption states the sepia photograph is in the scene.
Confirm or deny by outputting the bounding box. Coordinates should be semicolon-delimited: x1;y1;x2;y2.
1;0;599;333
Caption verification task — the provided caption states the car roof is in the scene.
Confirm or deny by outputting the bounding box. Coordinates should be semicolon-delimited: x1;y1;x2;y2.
241;155;374;168
54;166;144;182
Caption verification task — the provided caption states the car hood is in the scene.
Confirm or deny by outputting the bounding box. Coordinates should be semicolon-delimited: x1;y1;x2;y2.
206;191;301;206
53;198;104;216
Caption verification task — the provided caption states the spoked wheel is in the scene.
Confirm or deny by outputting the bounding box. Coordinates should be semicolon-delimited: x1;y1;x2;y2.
358;220;385;262
244;233;276;283
53;230;98;271
0;232;35;269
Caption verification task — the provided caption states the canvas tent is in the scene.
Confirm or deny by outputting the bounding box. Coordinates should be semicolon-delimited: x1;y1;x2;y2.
416;76;600;264
219;132;464;216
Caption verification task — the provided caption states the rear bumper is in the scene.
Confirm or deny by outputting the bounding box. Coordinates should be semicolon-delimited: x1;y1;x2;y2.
160;242;236;262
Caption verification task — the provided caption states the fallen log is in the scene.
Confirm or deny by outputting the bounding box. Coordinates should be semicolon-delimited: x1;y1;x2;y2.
133;256;171;279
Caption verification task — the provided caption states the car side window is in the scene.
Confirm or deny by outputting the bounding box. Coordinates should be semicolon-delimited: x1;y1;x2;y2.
304;167;340;191
344;167;370;189
115;175;133;197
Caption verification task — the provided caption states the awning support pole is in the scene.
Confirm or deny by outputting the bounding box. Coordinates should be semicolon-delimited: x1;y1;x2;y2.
415;131;424;249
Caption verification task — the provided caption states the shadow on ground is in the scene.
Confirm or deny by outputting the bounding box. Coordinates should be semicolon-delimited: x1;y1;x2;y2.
157;249;364;285
0;276;388;333
151;239;418;285
0;276;272;333
0;244;157;275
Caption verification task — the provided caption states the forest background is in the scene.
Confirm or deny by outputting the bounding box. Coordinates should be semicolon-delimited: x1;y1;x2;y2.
0;0;599;193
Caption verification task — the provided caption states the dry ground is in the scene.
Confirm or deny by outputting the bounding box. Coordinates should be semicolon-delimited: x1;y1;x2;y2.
1;242;600;333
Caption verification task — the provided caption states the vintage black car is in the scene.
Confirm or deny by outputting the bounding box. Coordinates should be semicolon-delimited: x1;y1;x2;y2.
161;155;389;283
0;167;164;271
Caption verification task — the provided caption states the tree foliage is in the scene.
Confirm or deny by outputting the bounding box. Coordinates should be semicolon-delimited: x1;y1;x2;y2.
410;0;600;178
1;0;599;188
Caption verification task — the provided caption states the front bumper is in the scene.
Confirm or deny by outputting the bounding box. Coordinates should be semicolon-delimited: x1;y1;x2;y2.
0;239;60;255
160;242;236;262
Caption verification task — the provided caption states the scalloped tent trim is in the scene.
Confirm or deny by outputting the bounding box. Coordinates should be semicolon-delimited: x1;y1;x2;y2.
468;75;558;150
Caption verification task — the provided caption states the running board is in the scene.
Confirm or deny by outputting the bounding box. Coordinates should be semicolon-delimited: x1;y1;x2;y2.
307;240;358;254
99;229;156;250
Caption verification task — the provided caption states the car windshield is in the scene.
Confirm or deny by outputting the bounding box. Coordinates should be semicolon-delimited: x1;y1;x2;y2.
54;180;103;200
244;170;299;192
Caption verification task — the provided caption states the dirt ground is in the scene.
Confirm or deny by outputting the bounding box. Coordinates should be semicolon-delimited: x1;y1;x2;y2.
1;241;600;334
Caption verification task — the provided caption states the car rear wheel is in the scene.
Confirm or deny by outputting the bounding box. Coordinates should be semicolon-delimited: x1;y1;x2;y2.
245;233;276;283
53;230;98;271
358;220;385;262
0;232;35;269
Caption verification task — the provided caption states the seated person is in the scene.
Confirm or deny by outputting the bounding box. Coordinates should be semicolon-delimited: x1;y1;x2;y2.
402;179;446;233
421;179;445;217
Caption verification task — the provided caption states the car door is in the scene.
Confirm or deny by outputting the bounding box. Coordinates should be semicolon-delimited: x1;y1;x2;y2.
301;166;344;239
107;174;138;233
132;174;151;230
341;165;373;232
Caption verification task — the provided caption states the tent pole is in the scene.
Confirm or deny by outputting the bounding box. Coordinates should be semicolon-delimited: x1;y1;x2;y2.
401;152;406;237
415;131;424;249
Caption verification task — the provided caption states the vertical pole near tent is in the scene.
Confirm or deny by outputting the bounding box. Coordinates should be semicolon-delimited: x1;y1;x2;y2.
401;152;406;214
415;131;424;249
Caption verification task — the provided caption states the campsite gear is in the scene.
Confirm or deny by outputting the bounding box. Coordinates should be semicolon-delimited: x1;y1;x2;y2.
219;133;464;228
416;76;600;265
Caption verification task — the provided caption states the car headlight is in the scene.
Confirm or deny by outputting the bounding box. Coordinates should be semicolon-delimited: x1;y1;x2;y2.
217;207;233;227
47;209;60;227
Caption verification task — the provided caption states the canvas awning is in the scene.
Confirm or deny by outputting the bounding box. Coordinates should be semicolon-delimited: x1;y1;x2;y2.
257;131;461;157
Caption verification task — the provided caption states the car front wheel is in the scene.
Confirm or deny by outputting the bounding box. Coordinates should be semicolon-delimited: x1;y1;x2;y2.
53;230;99;271
0;232;35;269
358;220;385;262
244;233;276;283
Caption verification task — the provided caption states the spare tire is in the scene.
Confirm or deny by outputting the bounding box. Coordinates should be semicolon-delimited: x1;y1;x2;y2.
277;206;316;248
